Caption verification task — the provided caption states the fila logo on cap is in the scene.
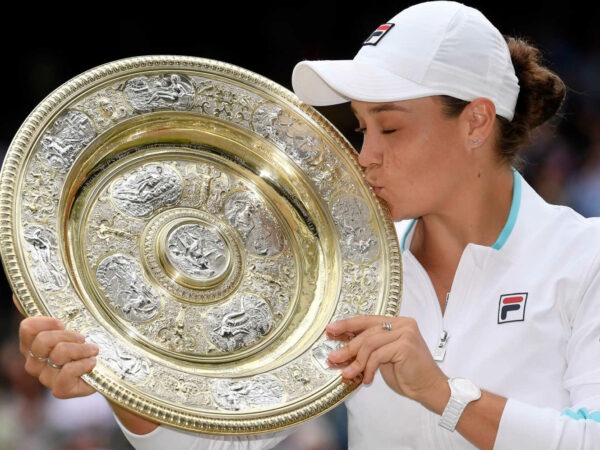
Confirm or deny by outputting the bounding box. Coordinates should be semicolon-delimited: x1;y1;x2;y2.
363;23;394;46
498;293;528;324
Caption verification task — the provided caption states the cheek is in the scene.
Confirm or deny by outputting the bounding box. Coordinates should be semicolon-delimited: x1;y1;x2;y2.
380;145;451;219
383;145;437;182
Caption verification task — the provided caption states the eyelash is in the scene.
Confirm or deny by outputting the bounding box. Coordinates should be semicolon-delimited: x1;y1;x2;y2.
354;127;396;135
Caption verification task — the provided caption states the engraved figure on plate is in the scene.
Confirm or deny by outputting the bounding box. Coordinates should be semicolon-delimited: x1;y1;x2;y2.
23;225;68;291
123;74;195;112
85;328;151;384
37;110;96;172
96;254;160;322
204;293;272;352
332;196;379;263
223;191;284;256
112;163;182;217
212;374;285;411
167;224;228;280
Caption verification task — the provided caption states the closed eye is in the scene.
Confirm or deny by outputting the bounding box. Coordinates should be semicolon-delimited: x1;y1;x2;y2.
354;127;397;135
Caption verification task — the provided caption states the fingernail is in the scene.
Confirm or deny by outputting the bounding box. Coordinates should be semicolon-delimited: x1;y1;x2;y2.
88;343;99;353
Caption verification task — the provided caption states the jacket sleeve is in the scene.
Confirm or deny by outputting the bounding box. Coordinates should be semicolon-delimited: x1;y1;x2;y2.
494;247;600;449
115;418;294;450
494;399;600;449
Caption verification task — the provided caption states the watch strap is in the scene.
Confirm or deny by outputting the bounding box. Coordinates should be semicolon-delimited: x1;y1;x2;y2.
439;397;466;431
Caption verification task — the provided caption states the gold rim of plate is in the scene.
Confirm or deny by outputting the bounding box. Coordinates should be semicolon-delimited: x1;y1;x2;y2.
0;55;401;434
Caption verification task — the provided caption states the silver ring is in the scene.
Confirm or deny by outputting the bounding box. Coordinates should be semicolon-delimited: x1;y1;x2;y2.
28;349;47;361
382;322;392;332
46;358;63;370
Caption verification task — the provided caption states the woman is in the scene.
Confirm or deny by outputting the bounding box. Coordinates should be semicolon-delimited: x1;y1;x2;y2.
16;1;600;449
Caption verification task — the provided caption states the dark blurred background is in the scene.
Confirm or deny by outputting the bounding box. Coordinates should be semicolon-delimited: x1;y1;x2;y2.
0;1;598;449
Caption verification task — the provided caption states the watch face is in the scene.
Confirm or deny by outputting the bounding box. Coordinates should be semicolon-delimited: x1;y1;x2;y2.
450;378;481;401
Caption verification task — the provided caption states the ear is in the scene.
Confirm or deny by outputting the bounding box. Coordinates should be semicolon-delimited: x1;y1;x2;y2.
463;98;496;148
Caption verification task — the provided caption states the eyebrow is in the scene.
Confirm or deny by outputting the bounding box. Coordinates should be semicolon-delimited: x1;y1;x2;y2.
351;102;411;116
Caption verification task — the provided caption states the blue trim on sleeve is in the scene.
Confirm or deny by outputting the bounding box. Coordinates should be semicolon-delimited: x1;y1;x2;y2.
561;408;600;421
491;170;521;250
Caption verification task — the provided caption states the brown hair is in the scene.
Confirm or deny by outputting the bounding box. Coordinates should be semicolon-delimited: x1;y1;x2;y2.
440;36;566;168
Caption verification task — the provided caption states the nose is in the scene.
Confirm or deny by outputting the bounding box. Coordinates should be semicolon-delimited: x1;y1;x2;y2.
357;135;380;169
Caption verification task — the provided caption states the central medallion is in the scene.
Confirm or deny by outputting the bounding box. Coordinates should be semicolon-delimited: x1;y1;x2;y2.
142;207;244;304
162;221;231;288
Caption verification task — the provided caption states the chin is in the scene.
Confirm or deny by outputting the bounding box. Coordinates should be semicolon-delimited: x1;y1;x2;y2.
389;207;417;222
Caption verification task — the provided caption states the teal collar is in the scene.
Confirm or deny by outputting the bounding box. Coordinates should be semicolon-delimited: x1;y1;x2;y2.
399;170;521;252
491;170;521;250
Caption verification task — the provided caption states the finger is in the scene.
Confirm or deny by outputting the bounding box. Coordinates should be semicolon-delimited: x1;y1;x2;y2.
360;338;408;384
45;340;99;369
29;328;85;361
350;331;401;384
325;330;356;342
39;357;98;399
19;316;66;356
326;315;392;337
26;330;86;377
24;326;89;378
328;316;398;361
327;333;366;365
329;324;401;376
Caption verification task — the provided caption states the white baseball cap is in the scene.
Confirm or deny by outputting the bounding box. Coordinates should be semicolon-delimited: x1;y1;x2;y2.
291;1;520;120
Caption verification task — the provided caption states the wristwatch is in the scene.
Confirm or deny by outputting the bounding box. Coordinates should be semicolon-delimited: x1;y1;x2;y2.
439;377;482;431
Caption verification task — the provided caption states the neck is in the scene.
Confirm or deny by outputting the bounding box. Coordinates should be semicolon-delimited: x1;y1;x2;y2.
413;168;513;251
409;167;514;309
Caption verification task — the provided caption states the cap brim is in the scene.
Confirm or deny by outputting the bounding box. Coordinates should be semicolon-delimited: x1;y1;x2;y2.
291;60;440;106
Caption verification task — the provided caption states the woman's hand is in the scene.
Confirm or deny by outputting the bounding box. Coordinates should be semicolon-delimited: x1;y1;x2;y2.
15;295;99;399
326;315;448;408
14;294;160;434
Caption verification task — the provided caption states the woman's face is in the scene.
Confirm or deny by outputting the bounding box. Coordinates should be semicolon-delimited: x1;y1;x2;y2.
353;96;469;221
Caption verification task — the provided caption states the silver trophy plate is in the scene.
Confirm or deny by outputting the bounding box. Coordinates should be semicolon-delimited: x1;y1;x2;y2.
0;55;401;434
